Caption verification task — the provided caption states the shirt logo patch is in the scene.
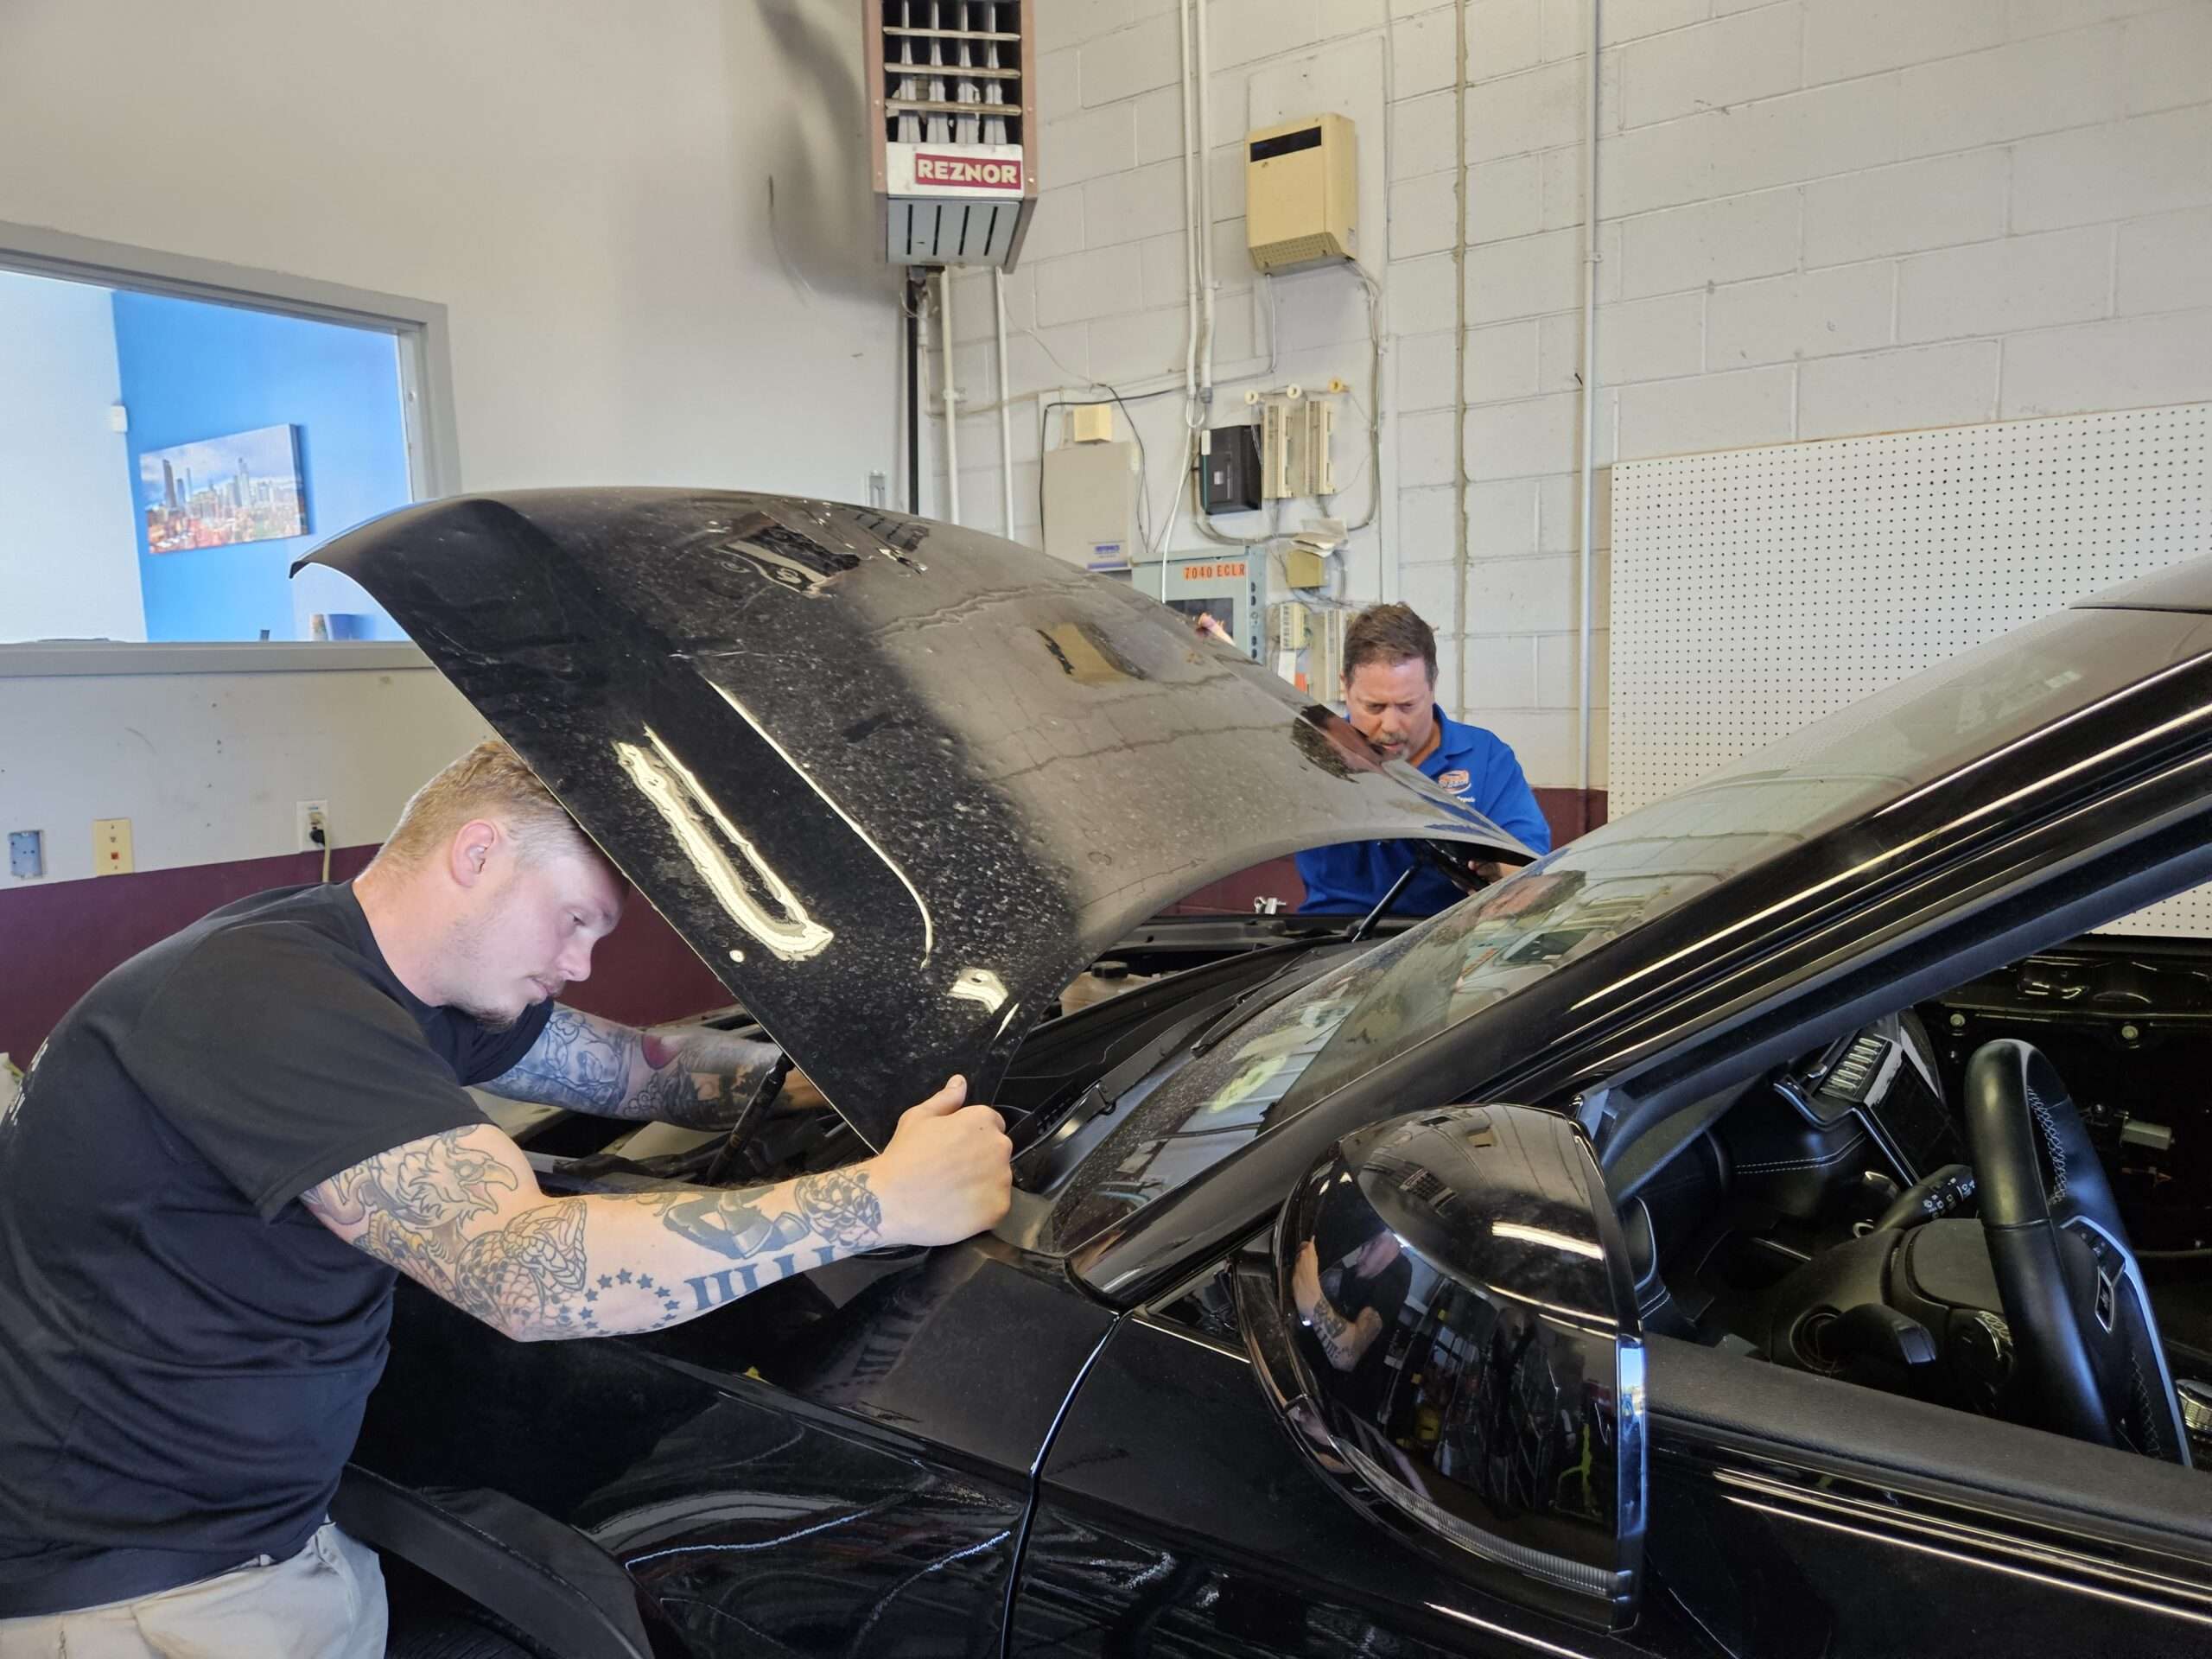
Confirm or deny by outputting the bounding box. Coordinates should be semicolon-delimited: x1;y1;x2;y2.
1437;768;1471;795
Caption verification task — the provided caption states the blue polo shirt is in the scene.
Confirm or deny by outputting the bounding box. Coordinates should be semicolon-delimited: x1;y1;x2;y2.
1295;707;1551;915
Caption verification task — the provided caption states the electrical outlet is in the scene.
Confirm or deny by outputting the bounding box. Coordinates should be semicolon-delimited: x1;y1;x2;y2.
7;830;41;879
92;818;133;876
296;800;330;853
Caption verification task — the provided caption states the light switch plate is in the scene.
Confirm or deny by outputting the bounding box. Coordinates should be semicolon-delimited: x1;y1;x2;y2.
92;817;133;876
7;830;41;879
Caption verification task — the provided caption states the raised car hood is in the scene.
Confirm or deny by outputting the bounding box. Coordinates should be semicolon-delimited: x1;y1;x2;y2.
302;490;1531;1148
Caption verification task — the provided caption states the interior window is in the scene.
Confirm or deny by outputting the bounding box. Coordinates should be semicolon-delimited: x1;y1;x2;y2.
0;265;418;645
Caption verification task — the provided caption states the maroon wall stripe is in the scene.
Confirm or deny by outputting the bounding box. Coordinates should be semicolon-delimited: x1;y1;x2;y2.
2;787;1611;1059
0;845;733;1065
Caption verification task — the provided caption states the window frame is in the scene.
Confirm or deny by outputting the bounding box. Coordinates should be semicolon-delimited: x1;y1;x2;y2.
0;219;460;674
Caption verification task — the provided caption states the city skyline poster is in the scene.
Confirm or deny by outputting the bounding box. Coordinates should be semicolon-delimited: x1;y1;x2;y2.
140;423;307;553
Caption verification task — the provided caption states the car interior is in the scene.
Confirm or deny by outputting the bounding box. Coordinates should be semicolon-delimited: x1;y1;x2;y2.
1590;932;2212;1470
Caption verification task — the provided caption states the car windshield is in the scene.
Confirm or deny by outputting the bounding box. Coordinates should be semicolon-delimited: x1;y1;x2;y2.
1038;602;2212;1254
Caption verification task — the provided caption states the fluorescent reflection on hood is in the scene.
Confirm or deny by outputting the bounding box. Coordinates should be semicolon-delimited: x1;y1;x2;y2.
613;728;835;963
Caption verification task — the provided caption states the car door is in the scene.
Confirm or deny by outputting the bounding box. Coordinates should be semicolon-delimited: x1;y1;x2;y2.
1009;1262;2212;1659
1641;1334;2212;1657
1006;1269;1705;1659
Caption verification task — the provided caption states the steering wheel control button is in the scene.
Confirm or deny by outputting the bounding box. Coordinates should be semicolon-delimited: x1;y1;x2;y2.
2096;1266;2118;1333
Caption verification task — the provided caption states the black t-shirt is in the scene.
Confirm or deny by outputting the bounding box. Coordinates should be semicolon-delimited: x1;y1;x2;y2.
0;882;550;1615
1323;1249;1413;1422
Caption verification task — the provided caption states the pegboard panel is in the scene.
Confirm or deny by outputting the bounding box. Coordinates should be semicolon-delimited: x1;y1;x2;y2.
1612;403;2212;937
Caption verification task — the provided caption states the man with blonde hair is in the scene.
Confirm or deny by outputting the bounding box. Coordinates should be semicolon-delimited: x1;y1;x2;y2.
0;740;1012;1656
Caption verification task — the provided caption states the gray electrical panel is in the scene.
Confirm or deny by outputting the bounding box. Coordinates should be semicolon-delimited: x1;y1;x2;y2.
1107;552;1264;660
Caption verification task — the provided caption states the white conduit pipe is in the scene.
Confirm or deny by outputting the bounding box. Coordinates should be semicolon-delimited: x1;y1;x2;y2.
1177;0;1202;417
1194;0;1217;402
1576;2;1601;799
994;267;1015;538
937;270;961;525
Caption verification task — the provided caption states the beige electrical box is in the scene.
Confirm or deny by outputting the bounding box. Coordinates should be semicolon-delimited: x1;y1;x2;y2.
1245;113;1356;272
1068;403;1116;445
1043;438;1143;570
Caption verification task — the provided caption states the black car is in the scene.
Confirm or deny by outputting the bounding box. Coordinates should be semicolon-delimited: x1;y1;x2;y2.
306;492;2212;1659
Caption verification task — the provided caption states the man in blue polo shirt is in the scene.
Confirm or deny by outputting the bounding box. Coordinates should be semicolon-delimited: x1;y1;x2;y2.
1296;603;1551;914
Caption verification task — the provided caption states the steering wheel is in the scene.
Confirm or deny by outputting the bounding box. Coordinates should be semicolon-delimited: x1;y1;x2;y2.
1961;1039;2190;1463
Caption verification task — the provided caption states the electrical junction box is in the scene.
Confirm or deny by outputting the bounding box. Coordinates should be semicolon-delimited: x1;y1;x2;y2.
1043;438;1143;570
1201;425;1262;514
1246;113;1356;273
1068;402;1116;445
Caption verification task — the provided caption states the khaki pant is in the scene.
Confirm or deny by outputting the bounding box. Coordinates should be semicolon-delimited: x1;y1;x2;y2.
0;1522;385;1658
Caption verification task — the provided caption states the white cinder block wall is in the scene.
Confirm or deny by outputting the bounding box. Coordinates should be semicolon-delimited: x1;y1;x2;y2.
937;0;2212;794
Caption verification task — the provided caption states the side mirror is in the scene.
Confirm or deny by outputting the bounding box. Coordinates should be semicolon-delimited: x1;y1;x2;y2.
1234;1104;1645;1632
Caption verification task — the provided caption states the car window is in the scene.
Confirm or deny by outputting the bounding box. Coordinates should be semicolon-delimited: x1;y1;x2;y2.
1039;603;2212;1255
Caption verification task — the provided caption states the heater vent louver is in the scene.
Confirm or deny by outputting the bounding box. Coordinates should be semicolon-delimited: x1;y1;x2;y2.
870;2;1039;270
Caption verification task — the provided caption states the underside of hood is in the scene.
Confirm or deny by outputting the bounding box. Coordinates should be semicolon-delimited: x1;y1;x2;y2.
302;490;1532;1148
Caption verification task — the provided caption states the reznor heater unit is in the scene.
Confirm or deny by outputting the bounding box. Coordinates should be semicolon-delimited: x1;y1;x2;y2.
868;3;1039;269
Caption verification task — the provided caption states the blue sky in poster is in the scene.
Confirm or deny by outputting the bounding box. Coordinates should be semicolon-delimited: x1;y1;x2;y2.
138;423;299;508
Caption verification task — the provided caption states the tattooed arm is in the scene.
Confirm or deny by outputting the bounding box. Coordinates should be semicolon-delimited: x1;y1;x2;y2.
302;1075;1012;1341
482;1004;811;1130
1289;1240;1384;1372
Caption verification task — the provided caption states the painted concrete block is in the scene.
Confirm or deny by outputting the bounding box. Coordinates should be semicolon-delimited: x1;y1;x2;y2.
1398;327;1462;410
1618;188;1798;299
2000;308;2212;418
1083;13;1183;107
1707;264;1895;367
1042;104;1138;188
1897;227;2113;344
1467;59;1586;163
2124;3;2212;116
1400;408;1460;486
1465;391;1582;479
1466;226;1583;322
1392;168;1461;257
1621;4;1802;130
1796;340;1997;439
1616;364;1794;459
1471;154;1546;244
1895;26;2121;159
1084;159;1191;248
2117;208;2212;317
1599;76;1899;218
1802;149;2008;267
1802;0;2006;84
1466;318;1545;402
1034;242;1146;326
2013;105;2212;232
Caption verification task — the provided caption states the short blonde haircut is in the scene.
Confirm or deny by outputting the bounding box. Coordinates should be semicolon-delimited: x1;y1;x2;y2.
374;739;600;872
